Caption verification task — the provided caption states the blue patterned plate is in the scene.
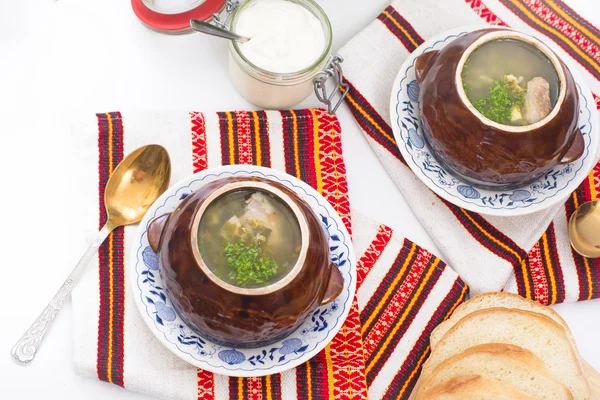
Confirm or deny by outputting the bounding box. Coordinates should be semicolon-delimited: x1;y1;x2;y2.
130;165;356;377
390;26;599;216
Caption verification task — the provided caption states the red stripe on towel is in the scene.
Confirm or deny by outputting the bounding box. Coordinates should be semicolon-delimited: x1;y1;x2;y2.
363;246;444;385
190;112;208;172
96;112;126;387
190;112;215;398
464;0;509;25
356;225;394;289
382;281;469;399
377;5;424;52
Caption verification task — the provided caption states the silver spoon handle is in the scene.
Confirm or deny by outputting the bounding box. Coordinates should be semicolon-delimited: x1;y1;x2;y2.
190;19;250;43
11;222;116;365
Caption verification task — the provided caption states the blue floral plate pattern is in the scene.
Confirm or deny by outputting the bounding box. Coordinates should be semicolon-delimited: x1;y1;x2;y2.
130;165;356;377
390;26;599;216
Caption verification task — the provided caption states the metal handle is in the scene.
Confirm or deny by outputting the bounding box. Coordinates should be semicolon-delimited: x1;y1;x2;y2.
211;0;240;29
314;55;349;114
190;18;250;43
11;222;115;365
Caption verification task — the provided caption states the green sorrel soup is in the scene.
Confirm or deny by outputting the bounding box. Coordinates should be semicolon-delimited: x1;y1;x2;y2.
462;39;560;126
198;189;302;288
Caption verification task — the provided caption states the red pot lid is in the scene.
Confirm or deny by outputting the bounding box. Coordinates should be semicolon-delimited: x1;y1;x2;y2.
132;0;227;34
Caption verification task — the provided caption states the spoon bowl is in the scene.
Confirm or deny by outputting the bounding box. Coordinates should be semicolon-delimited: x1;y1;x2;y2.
568;200;600;258
105;145;171;226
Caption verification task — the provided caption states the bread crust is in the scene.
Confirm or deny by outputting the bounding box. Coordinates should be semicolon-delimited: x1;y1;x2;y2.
431;292;574;349
420;374;538;400
416;343;572;399
422;307;589;399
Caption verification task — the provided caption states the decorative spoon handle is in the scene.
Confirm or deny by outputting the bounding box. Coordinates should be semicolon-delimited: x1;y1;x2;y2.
190;19;251;43
11;222;115;365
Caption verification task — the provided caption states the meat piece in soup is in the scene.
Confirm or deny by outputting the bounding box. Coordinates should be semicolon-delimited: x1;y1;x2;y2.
461;39;559;126
524;77;552;124
198;189;302;288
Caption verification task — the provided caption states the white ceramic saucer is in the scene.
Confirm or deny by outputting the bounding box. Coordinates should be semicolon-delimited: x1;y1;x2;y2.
130;165;356;377
390;26;599;216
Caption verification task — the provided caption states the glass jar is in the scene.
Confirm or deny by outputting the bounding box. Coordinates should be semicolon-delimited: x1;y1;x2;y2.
225;0;346;111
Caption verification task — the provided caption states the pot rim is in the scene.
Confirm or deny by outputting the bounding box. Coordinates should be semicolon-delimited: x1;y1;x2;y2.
189;180;309;296
455;29;567;133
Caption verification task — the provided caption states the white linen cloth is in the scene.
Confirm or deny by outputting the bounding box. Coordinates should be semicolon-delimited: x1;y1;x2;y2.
339;0;600;298
70;110;466;399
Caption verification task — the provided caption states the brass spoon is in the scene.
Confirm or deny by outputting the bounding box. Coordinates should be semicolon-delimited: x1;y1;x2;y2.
568;200;600;258
11;144;171;365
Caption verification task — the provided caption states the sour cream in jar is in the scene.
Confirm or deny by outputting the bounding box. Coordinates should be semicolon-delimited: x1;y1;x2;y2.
227;0;333;109
235;0;326;73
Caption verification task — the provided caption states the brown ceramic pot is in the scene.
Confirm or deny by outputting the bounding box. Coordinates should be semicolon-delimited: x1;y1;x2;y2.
415;28;584;190
147;176;344;348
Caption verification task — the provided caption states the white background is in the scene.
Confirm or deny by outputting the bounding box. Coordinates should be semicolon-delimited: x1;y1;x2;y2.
1;0;599;399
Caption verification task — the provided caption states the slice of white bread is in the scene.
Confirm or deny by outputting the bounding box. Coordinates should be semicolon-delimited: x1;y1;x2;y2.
416;343;572;399
417;374;538;400
421;308;590;399
430;293;575;350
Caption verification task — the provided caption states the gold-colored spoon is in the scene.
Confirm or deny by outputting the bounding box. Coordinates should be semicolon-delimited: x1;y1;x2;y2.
11;145;171;365
568;200;600;259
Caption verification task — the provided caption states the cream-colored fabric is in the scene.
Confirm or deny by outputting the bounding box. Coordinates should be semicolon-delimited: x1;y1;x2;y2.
339;0;600;296
71;110;465;400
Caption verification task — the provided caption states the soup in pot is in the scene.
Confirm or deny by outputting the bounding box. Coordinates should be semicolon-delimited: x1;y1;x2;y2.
198;189;302;288
461;39;560;126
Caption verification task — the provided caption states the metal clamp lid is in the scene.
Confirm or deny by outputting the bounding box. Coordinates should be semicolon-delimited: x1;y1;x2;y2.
314;55;349;114
211;0;240;28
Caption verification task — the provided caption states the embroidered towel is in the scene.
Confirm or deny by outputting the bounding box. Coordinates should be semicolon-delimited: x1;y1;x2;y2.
340;0;600;303
70;109;468;400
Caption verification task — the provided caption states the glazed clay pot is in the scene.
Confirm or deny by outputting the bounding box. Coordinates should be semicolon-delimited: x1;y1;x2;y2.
147;176;343;348
415;28;584;190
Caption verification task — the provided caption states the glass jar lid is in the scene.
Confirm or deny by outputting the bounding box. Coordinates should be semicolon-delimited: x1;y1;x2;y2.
132;0;227;34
